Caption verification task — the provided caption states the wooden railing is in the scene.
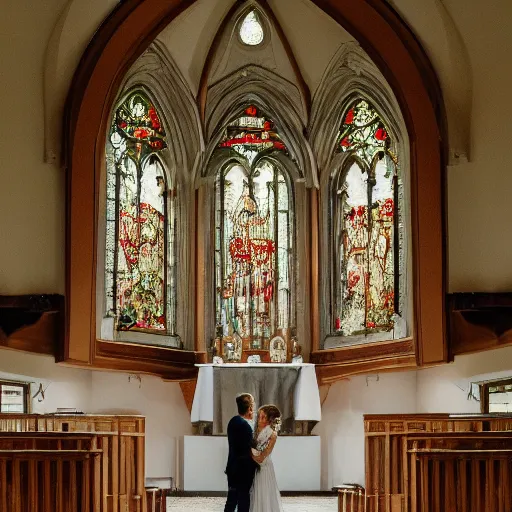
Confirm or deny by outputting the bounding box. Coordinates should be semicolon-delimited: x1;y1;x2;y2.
362;414;512;512
0;414;145;512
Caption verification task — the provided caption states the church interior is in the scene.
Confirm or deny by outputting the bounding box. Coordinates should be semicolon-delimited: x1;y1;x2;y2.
1;0;512;510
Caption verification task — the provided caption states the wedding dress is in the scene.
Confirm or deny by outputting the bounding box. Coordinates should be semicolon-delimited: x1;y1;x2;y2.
249;425;284;512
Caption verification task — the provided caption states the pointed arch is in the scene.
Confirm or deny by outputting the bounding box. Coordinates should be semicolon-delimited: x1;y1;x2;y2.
102;88;175;344
200;103;309;359
65;0;446;379
203;67;317;188
197;0;310;122
310;43;411;351
97;42;203;351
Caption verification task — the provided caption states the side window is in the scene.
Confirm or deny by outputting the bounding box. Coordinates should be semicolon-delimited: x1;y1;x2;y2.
0;381;29;413
104;91;178;345
330;99;403;343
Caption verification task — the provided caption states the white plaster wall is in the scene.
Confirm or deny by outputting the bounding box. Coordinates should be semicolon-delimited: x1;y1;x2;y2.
417;346;512;414
0;349;91;414
315;372;417;489
90;371;192;480
0;350;191;481
0;0;68;294
443;0;512;291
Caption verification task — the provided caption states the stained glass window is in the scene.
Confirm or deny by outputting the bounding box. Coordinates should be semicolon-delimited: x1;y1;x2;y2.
215;106;293;355
239;10;265;46
332;99;398;337
105;91;176;336
219;105;286;164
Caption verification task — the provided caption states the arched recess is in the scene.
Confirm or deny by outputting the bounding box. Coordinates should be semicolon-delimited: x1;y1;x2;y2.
102;41;204;352
310;42;411;355
195;1;318;360
197;0;311;122
64;0;446;381
199;102;310;360
204;67;317;188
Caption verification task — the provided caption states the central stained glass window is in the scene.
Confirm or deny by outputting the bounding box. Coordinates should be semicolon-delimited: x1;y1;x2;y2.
215;106;293;350
332;99;398;338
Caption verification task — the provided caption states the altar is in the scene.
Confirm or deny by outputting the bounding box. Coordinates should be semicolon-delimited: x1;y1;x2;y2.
182;435;321;491
183;363;322;491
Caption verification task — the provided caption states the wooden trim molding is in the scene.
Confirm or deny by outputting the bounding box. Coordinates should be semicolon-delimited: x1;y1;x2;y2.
448;292;512;357
316;355;417;386
0;294;64;356
65;0;446;379
311;337;415;365
312;338;416;385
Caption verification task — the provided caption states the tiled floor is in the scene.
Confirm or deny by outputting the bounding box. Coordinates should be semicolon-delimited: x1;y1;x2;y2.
166;496;337;511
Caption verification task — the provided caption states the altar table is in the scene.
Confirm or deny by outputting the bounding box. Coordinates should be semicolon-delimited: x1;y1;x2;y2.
190;363;322;426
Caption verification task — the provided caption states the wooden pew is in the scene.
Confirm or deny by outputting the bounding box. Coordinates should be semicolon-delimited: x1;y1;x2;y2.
363;414;512;512
0;414;146;512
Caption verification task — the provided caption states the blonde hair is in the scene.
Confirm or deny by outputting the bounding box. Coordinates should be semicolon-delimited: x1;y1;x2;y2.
258;404;282;432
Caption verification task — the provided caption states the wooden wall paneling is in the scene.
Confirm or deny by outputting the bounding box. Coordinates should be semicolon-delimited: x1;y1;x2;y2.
315;353;417;386
56;458;63;512
137;436;146;512
119;435;127;511
0;459;6;512
312;339;416;385
70;460;77;511
43;459;51;512
112;432;119;512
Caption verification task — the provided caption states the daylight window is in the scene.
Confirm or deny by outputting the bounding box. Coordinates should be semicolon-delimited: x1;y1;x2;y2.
105;91;178;342
239;11;265;46
0;381;29;413
330;99;402;340
481;379;512;413
215;106;294;360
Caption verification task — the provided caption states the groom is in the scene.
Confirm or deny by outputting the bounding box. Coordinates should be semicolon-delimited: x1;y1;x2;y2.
224;393;258;512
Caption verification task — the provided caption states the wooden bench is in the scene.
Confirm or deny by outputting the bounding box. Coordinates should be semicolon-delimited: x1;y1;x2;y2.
0;414;146;512
362;414;512;512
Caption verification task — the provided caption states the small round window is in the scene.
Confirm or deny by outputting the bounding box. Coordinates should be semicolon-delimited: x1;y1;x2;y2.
239;10;265;46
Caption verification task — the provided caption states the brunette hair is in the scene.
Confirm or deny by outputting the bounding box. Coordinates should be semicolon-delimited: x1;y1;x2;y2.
258;404;282;431
236;393;254;415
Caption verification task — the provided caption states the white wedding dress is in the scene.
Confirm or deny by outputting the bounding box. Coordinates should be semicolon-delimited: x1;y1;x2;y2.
250;426;284;512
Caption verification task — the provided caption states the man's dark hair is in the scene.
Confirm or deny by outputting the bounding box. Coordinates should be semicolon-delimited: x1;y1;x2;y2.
236;393;254;415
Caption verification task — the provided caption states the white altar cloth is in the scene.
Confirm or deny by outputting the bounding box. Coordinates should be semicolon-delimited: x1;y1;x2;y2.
190;363;321;423
182;435;321;491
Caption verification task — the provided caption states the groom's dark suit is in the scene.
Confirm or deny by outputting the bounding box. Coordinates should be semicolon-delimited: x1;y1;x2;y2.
224;415;257;512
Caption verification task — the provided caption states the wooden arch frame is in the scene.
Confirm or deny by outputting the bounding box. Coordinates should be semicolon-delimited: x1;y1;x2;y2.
64;0;446;381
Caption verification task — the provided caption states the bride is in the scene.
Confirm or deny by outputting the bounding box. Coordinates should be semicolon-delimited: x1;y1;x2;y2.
250;404;284;512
